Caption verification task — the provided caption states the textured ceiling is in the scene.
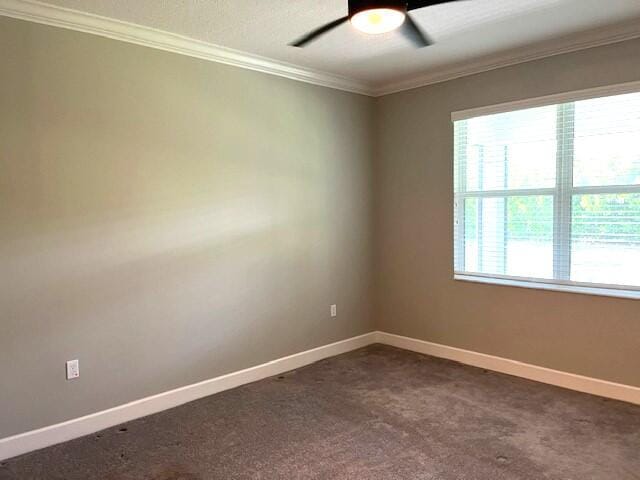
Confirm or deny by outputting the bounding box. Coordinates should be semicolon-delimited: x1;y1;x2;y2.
35;0;640;88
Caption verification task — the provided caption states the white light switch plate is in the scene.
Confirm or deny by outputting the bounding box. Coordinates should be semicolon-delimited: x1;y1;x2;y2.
330;304;337;317
66;359;80;380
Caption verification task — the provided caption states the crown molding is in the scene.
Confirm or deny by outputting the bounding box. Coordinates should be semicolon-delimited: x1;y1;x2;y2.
1;0;639;98
0;0;376;96
372;20;640;96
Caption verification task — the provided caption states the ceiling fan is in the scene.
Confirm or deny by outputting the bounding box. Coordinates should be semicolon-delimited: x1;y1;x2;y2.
291;0;461;48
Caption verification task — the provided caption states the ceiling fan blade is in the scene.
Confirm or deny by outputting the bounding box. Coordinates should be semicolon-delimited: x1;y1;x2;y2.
400;13;432;47
290;16;350;47
407;0;462;11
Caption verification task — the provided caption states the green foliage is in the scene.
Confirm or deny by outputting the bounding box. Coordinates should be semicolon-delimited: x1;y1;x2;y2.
464;194;640;244
507;196;553;241
572;194;640;242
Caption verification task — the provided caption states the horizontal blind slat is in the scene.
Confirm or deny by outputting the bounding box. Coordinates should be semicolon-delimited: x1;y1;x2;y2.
454;90;640;290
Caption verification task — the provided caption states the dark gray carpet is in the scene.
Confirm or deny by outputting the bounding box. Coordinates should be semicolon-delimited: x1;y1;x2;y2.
2;344;639;479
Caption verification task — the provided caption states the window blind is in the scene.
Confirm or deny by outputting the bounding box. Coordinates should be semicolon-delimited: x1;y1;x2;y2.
453;90;640;293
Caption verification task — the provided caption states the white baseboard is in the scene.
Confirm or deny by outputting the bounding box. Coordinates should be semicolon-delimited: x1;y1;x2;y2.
0;332;377;461
3;330;638;461
375;331;640;406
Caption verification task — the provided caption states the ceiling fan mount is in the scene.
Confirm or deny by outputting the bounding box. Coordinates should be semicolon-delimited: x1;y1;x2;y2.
291;0;461;49
349;0;407;15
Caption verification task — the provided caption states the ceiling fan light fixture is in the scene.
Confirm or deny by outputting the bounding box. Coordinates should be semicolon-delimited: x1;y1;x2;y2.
350;8;406;35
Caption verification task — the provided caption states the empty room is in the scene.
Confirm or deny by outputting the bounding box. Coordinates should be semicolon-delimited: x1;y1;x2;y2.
1;0;639;478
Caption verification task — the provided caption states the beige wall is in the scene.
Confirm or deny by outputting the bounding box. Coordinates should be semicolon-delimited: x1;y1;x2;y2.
0;17;375;437
3;13;640;441
374;38;640;388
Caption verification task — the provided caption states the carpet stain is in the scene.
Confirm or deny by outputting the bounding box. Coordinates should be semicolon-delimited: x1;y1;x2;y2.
3;345;639;480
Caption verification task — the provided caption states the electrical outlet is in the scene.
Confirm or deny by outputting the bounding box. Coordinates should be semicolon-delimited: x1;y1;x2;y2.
66;359;80;380
330;304;337;317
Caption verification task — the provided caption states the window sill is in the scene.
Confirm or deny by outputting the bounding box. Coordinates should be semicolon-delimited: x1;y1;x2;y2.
454;274;640;300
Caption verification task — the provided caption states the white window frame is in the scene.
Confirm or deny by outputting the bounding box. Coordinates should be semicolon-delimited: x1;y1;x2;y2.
452;80;640;300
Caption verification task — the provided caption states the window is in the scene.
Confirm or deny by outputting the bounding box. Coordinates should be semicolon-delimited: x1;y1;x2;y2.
453;85;640;298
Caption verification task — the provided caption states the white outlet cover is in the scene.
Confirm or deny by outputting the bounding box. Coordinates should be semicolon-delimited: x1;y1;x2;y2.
66;359;80;380
330;304;337;317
